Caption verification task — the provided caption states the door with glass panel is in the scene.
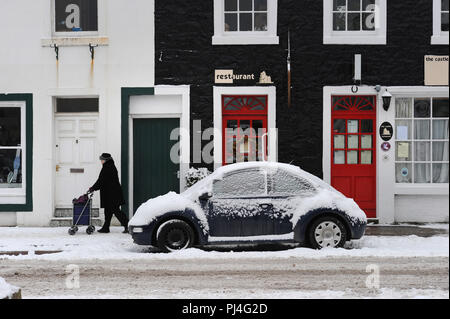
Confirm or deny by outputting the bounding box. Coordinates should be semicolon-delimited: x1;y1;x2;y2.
331;95;377;218
222;95;268;164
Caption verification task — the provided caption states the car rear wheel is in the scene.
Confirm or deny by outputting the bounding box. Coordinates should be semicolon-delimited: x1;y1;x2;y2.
156;219;195;253
308;216;347;249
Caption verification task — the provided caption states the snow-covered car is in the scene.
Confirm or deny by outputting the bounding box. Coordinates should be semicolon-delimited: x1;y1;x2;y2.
129;162;367;252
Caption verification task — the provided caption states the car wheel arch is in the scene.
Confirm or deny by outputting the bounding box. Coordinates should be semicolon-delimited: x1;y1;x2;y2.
150;212;203;247
294;209;352;244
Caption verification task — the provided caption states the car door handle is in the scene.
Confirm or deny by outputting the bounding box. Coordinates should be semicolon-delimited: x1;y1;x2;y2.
259;203;273;210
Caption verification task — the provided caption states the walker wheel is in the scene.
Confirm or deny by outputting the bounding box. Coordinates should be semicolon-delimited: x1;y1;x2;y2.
86;225;95;235
68;227;76;235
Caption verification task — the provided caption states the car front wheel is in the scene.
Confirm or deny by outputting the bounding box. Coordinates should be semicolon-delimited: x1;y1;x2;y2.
156;219;195;253
308;216;347;249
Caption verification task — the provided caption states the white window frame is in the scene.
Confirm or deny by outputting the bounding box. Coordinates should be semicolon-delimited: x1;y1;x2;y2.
0;102;26;204
51;0;104;38
432;0;449;45
323;0;387;45
213;86;277;168
213;0;279;45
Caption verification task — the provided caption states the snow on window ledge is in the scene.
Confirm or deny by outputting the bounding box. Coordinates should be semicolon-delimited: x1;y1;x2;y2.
323;35;386;45
431;33;449;45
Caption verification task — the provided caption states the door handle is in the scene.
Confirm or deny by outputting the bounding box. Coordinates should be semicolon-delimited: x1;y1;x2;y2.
259;203;273;210
56;165;60;172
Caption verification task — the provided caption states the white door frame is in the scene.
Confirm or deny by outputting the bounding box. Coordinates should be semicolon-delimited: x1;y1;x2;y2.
213;86;277;169
128;85;190;215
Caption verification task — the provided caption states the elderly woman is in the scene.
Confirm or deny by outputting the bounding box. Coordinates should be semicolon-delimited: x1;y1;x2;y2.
89;153;129;233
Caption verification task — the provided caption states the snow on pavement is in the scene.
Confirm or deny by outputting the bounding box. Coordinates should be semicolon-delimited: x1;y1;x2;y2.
0;226;448;261
0;277;19;299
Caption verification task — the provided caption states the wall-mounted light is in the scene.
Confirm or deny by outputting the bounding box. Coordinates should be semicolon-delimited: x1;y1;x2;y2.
382;90;392;111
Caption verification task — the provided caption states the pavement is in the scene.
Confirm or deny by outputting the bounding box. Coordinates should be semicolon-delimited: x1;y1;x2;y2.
365;224;449;237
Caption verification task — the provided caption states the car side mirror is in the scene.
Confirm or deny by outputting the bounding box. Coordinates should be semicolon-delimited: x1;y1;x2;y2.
199;192;212;201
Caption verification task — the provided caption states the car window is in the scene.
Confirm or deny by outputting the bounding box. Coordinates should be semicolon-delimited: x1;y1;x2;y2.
268;169;316;196
213;169;266;198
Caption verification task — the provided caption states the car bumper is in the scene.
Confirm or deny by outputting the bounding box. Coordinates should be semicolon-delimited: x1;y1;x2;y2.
350;220;367;240
129;225;153;245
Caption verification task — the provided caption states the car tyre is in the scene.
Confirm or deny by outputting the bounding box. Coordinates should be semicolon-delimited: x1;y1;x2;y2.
308;216;347;249
156;219;195;253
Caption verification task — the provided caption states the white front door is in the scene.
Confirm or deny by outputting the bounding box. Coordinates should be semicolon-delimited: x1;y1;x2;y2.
55;115;100;208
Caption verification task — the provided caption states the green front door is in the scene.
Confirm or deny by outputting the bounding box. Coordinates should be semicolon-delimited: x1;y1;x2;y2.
133;118;180;214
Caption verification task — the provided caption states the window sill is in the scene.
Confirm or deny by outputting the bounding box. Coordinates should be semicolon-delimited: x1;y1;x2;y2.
212;35;279;45
41;36;109;47
431;34;449;45
323;35;386;45
0;193;26;205
394;184;449;195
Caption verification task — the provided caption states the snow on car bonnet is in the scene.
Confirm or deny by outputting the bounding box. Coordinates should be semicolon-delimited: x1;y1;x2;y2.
128;192;208;231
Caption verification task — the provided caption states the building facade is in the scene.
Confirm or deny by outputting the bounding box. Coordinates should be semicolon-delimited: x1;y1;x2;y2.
0;0;448;226
153;0;449;223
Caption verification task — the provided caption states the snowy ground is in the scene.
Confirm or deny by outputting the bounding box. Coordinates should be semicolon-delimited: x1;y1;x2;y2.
0;226;448;299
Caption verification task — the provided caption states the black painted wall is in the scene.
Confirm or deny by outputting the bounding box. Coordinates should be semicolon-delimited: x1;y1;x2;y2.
155;0;448;177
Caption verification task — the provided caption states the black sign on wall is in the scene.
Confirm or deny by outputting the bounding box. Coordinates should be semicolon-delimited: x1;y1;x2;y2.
55;0;98;32
379;122;393;141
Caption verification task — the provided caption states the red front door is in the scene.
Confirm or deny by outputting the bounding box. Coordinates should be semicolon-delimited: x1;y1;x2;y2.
222;95;268;164
331;95;377;218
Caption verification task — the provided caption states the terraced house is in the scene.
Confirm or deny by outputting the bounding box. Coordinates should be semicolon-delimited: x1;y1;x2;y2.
0;0;448;227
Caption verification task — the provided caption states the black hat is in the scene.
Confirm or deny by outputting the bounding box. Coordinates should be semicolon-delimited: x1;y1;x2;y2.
99;153;112;161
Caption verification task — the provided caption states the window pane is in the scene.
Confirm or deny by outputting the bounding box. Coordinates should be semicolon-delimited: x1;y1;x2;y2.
254;0;267;11
334;151;345;164
239;0;253;11
56;98;99;113
347;151;358;164
348;0;360;11
0;107;21;146
432;120;449;139
348;13;361;30
396;163;412;183
270;169;316;196
254;13;267;31
348;120;359;133
225;0;238;11
252;120;263;132
395;120;412;140
361;120;373;133
414;98;431;118
395;98;412;118
348;135;359;149
432;98;449;117
414;120;430;140
443;0;450;11
362;12;375;30
414;163;431;183
361;135;372;148
239;13;253;31
225;13;238;31
396;142;411;161
333;119;346;133
442;13;449;31
433;164;449;183
334;135;345;149
333;12;346;30
362;0;375;11
55;0;98;32
213;169;265;197
0;149;22;187
414;142;431;161
433;142;449;161
361;151;372;164
333;0;346;11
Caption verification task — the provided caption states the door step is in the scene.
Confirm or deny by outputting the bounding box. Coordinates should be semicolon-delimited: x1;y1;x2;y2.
49;218;102;227
54;208;100;218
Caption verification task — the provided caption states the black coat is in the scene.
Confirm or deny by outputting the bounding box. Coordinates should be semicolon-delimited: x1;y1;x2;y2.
90;160;125;208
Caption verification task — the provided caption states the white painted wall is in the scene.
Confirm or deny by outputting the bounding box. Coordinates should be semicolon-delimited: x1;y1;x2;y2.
0;0;155;226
